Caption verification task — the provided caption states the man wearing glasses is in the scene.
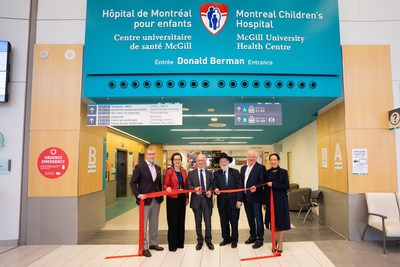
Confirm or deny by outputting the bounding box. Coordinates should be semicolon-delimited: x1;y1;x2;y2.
187;154;214;250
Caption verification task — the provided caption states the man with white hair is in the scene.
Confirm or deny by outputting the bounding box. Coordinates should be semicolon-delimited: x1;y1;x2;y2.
240;150;266;249
187;154;214;250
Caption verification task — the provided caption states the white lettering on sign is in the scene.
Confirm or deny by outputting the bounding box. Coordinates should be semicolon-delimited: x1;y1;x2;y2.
87;103;182;126
334;143;342;161
334;143;342;170
88;147;96;173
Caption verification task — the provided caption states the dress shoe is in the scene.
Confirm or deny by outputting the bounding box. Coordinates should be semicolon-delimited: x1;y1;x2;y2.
196;243;203;250
149;245;164;251
169;248;177;252
206;242;214;250
244;237;256;244
231;242;237;248
275;241;283;253
219;240;231;246
252;242;263;249
142;249;151;257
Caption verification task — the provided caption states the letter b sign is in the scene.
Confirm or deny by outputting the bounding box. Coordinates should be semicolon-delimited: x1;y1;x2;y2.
88;147;96;173
89;147;96;164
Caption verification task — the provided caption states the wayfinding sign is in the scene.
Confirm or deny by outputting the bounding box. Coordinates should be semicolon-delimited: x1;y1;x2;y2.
389;107;400;130
37;147;69;179
87;103;182;126
235;103;282;125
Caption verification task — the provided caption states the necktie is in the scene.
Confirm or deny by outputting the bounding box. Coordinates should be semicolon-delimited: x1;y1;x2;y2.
224;171;228;200
223;171;227;187
200;169;206;197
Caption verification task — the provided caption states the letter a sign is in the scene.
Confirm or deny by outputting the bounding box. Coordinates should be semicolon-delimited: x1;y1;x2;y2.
200;3;228;35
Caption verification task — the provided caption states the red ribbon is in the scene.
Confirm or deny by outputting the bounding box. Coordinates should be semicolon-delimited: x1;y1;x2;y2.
105;183;280;261
240;187;281;261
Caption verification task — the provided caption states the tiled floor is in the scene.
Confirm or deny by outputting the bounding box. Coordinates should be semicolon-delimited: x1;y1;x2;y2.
106;196;137;221
0;242;334;266
2;240;400;266
2;199;400;266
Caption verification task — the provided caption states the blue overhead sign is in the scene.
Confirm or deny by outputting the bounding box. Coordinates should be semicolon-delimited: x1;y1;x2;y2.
83;0;342;76
87;103;182;126
235;103;282;125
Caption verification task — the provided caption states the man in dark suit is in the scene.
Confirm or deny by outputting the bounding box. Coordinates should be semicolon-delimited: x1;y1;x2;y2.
187;154;214;250
240;150;266;249
213;152;243;248
130;147;164;257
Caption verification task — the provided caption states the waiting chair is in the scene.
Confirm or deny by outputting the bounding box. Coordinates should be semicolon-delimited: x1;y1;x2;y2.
288;188;311;211
297;190;323;225
362;192;400;254
287;183;299;193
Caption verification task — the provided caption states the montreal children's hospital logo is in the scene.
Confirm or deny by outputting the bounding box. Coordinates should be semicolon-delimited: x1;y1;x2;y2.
200;3;228;35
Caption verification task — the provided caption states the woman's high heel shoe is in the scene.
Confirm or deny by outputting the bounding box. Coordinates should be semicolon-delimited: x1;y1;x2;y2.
276;242;283;253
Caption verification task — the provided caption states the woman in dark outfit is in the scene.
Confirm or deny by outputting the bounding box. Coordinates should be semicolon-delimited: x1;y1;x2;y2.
263;153;290;253
164;153;189;251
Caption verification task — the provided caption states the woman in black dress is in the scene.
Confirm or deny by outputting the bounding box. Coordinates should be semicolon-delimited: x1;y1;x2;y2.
264;153;290;253
164;153;189;251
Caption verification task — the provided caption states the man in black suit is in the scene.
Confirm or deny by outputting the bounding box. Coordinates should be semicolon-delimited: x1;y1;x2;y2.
240;150;266;249
130;147;164;257
213;152;243;248
187;154;214;250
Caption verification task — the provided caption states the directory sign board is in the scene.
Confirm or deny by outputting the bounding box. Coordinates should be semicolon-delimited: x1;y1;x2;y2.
235;103;282;125
83;0;342;76
87;103;182;126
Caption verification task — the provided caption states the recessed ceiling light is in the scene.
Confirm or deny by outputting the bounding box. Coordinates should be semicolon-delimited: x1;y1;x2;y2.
181;137;253;139
171;129;263;132
211;118;218;122
107;126;150;144
182;107;190;111
188;141;248;145
208;123;226;127
207;108;215;112
213;138;224;142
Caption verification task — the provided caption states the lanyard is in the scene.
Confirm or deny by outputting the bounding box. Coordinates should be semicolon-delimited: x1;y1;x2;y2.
173;166;183;186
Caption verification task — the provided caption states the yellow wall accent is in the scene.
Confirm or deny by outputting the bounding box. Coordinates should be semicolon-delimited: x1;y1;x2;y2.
78;132;104;195
343;46;394;130
106;130;147;181
28;44;83;197
149;144;165;174
29;45;107;197
28;131;80;197
317;45;397;194
342;45;397;193
30;45;82;131
317;103;348;193
346;129;397;193
78;103;107;196
78;131;104;195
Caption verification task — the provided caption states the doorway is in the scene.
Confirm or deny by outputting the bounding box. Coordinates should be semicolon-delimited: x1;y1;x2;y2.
138;153;145;165
116;149;127;198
